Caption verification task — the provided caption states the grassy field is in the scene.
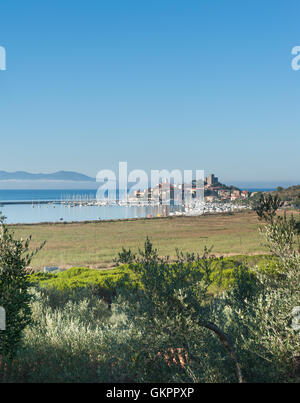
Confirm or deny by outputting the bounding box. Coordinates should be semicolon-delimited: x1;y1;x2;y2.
9;210;271;270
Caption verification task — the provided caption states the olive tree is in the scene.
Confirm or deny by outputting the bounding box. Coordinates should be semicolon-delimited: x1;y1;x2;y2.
115;238;244;382
0;215;44;358
223;198;300;382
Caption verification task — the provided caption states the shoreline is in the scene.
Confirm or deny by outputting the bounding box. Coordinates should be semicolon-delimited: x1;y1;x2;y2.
5;207;297;227
8;210;244;227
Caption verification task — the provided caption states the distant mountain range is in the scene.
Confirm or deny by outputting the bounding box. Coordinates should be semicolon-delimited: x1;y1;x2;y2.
0;171;95;182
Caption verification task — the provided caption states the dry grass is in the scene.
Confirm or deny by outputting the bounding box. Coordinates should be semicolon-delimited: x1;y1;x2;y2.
8;210;269;270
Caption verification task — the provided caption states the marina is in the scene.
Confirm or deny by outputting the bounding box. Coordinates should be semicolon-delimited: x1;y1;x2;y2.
0;199;248;225
0;189;249;224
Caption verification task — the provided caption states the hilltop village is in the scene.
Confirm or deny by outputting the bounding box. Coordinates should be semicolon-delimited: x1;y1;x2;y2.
131;173;251;204
203;174;250;202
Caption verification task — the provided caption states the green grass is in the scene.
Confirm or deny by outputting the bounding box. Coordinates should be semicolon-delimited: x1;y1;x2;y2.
30;265;135;300
30;265;133;290
10;211;268;270
29;254;278;298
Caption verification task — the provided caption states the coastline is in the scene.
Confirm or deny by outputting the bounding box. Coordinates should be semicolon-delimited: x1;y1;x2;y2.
7;210;244;227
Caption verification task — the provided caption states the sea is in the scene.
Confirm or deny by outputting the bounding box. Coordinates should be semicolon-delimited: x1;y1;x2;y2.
0;188;275;225
0;189;173;224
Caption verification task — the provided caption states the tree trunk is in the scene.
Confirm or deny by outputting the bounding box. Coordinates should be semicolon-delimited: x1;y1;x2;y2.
203;321;244;383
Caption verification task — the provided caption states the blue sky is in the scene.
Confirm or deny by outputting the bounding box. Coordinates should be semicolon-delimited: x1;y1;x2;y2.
0;0;300;184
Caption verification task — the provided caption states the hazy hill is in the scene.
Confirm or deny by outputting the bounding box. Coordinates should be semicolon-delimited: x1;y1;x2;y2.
272;185;300;207
0;170;95;182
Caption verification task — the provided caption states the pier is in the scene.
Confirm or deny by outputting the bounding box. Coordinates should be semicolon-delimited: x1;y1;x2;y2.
0;201;57;206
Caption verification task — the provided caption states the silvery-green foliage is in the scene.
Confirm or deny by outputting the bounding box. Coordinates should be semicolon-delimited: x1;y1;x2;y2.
291;306;300;332
1;288;117;382
0;215;44;358
222;214;300;382
260;213;299;264
109;242;243;383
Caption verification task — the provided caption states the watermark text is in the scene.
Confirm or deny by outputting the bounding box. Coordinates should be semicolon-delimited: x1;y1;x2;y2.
96;162;204;206
0;46;6;71
0;306;5;330
291;46;300;71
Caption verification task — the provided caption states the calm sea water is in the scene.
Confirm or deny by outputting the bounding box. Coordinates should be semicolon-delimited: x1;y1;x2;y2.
0;189;172;224
244;188;275;192
0;189;98;202
0;188;274;224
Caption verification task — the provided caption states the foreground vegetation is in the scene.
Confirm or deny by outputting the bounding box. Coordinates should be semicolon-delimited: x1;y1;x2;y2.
29;254;278;300
0;197;300;383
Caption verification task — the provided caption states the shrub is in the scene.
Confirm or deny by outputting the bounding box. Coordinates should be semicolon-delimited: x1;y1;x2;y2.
0;287;111;382
0;215;44;358
29;265;136;303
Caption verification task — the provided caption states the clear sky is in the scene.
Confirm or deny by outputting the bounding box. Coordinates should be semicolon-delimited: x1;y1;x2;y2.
0;0;300;184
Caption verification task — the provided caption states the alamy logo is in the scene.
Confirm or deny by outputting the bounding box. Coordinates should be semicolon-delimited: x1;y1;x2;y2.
96;162;204;206
291;46;300;71
0;46;6;71
0;306;5;330
291;306;300;331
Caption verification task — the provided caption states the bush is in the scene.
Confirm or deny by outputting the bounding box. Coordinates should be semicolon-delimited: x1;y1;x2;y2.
0;215;44;358
0;287;112;382
30;265;136;303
